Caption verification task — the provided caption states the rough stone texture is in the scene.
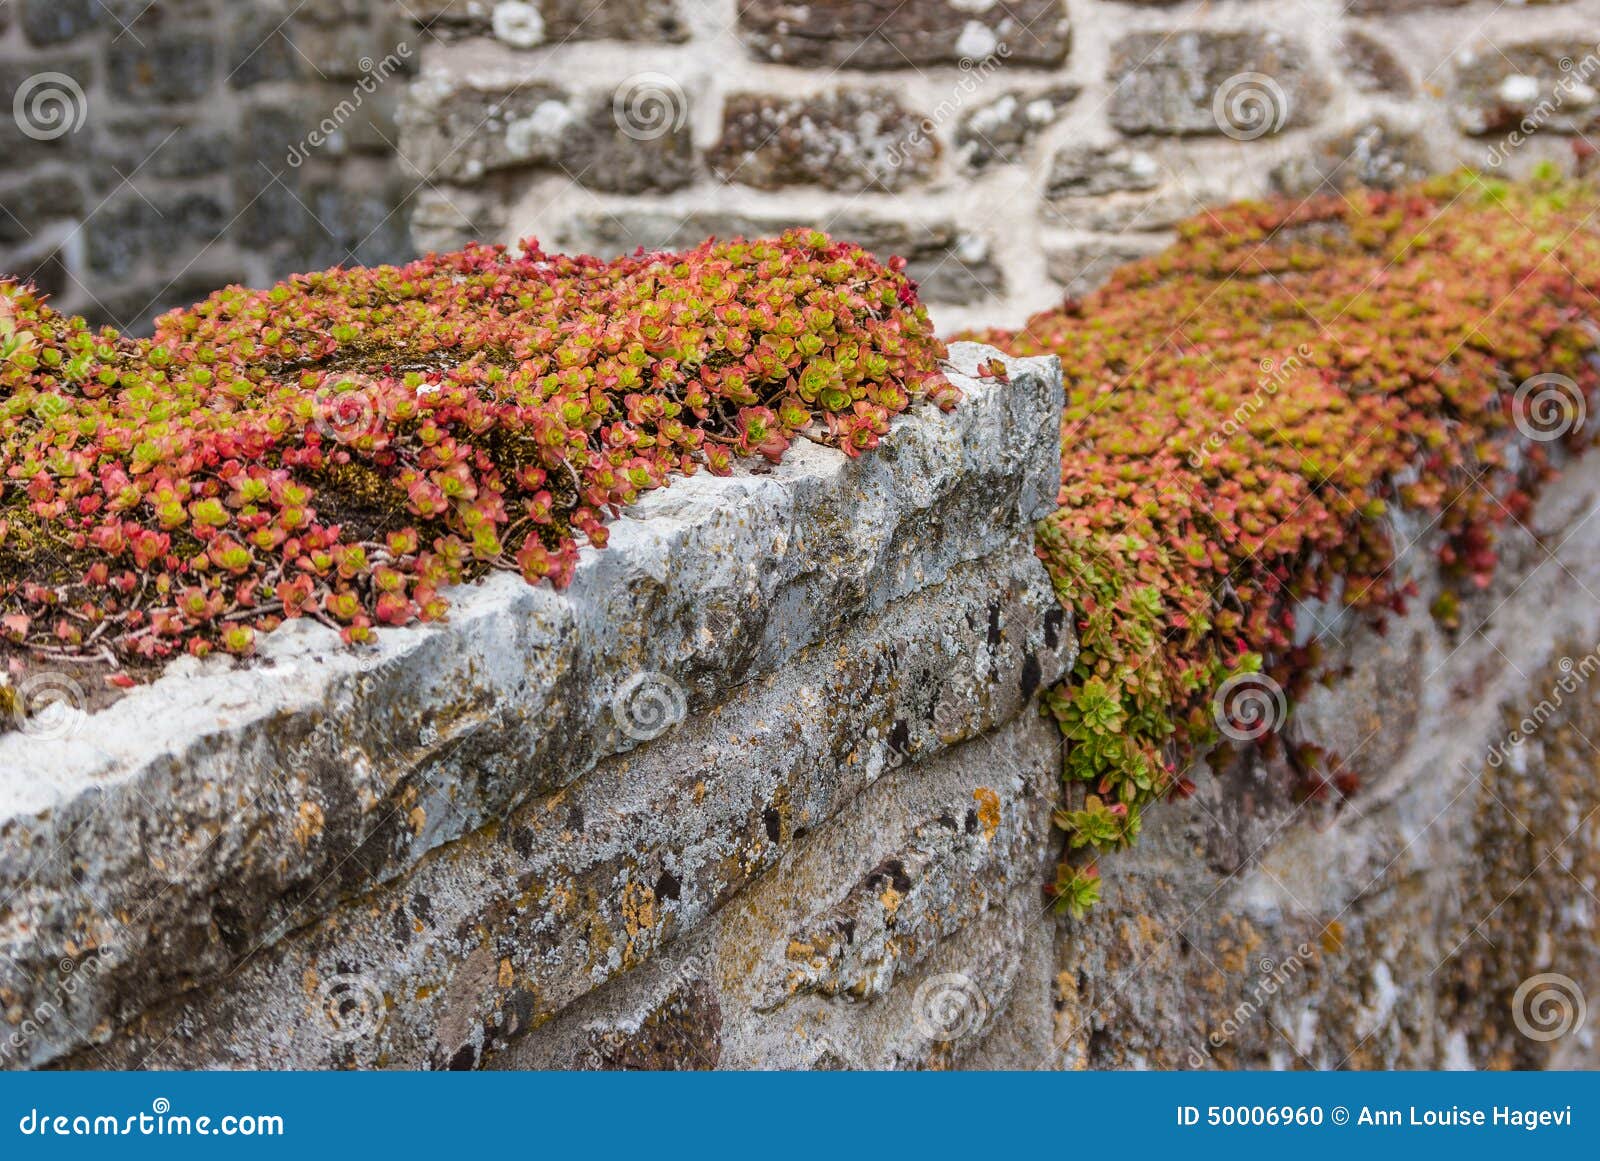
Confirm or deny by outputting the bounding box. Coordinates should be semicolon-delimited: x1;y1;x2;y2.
1452;38;1600;136
957;85;1080;171
405;0;690;46
709;90;939;193
11;0;1600;335
1108;31;1327;138
556;210;1005;304
737;0;1072;70
0;345;1067;1070
1339;28;1414;96
397;75;694;192
0;0;416;333
1044;236;1171;298
1046;143;1163;199
1270;121;1436;196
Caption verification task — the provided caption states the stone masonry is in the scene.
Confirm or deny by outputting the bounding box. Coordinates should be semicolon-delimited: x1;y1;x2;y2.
8;1;1600;334
391;0;1600;333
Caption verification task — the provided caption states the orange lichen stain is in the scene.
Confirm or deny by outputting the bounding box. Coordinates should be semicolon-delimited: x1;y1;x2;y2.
786;939;815;962
497;958;514;989
301;968;319;997
1321;920;1346;954
621;880;658;946
879;885;903;915
692;781;706;804
973;787;1002;840
292;801;325;847
407;805;426;836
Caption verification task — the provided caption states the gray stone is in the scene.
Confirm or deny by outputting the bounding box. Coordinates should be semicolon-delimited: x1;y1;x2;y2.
557;210;1004;303
397;76;693;193
1108;30;1326;138
0;57;95;167
1339;29;1413;96
108;34;216;104
1452;39;1600;136
1270;122;1436;197
96;116;234;184
403;0;689;43
1047;142;1164;199
957;85;1080;170
229;5;301;89
0;173;85;245
739;0;1071;70
1045;235;1170;297
20;0;101;45
86;189;230;282
710;89;939;193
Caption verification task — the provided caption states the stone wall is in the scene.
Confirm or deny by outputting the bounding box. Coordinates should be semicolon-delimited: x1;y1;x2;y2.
5;341;1600;1070
0;0;416;332
393;0;1600;333
10;1;1600;335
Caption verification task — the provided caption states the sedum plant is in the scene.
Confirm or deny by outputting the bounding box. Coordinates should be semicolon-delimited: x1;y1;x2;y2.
976;169;1600;910
0;232;952;671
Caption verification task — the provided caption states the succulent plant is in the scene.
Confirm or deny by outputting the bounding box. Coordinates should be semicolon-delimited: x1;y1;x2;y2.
0;231;950;676
976;169;1600;911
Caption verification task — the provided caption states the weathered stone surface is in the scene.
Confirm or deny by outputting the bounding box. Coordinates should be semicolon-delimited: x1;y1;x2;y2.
1451;39;1600;136
1045;186;1213;233
557;210;1004;303
107;34;216;104
1271;121;1436;197
1108;31;1326;137
710;89;939;193
0;174;85;245
397;75;693;193
86;189;229;281
404;0;690;45
1046;142;1162;199
1045;235;1169;297
96;115;233;183
0;346;1065;1069
957;85;1080;170
19;0;101;45
228;4;301;89
1339;29;1413;96
739;0;1071;70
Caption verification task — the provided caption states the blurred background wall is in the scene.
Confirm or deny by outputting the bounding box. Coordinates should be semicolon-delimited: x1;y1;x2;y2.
4;0;1600;334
